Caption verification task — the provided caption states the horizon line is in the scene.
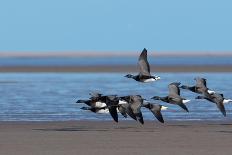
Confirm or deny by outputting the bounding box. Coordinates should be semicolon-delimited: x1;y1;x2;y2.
0;51;232;58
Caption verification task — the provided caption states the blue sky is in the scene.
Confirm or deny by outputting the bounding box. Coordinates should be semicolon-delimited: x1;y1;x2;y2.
0;0;232;52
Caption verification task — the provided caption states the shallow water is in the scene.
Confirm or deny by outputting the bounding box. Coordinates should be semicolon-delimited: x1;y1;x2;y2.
0;72;232;121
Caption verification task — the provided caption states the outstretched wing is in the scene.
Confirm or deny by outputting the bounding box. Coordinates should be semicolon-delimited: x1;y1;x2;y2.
138;48;151;77
195;77;207;88
176;102;189;112
108;106;118;122
216;102;226;117
121;104;137;120
168;82;181;96
130;97;144;124
117;106;127;118
105;96;119;122
89;92;102;98
147;104;164;123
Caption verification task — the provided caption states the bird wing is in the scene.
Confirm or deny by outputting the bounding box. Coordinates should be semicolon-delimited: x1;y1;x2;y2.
138;48;151;77
121;104;137;120
117;106;127;118
135;111;144;124
130;98;144;124
108;106;118;122
203;93;226;116
105;96;119;122
216;102;226;117
196;86;208;94
169;96;182;104
89;92;102;98
168;82;181;96
210;93;223;102
176;102;189;112
148;104;164;123
195;77;207;88
120;96;131;103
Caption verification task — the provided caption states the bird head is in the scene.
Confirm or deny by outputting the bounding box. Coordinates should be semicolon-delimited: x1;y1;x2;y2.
151;96;160;100
125;74;134;78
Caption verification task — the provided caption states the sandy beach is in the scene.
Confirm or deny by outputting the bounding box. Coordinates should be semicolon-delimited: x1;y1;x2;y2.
1;120;232;155
0;65;232;72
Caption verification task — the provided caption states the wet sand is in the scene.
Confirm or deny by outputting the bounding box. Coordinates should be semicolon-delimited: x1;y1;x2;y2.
1;121;232;155
0;65;232;72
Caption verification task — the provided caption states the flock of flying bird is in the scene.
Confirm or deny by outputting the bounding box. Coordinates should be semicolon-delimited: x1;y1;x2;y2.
77;48;232;124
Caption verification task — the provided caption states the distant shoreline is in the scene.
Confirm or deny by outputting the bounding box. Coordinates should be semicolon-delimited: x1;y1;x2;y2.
0;65;232;72
1;51;232;58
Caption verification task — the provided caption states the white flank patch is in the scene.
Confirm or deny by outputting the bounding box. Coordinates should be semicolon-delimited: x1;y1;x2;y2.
161;106;168;110
98;109;121;114
95;102;107;108
97;109;109;114
119;100;128;105
144;78;156;83
223;99;232;104
155;76;161;80
207;90;216;94
183;99;190;104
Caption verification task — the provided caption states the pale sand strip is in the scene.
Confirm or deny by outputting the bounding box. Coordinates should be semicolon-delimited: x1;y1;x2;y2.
0;121;232;155
0;65;232;72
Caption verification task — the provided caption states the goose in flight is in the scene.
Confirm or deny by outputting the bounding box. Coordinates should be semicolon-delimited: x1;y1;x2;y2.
120;95;167;124
151;82;190;112
180;77;215;95
78;93;167;124
195;93;228;116
77;95;119;122
125;48;160;82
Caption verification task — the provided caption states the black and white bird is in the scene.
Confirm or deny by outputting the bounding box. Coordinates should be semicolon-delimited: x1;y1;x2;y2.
77;95;120;122
151;82;190;112
120;95;168;124
125;48;160;82
76;94;108;111
180;77;215;95
195;93;228;116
